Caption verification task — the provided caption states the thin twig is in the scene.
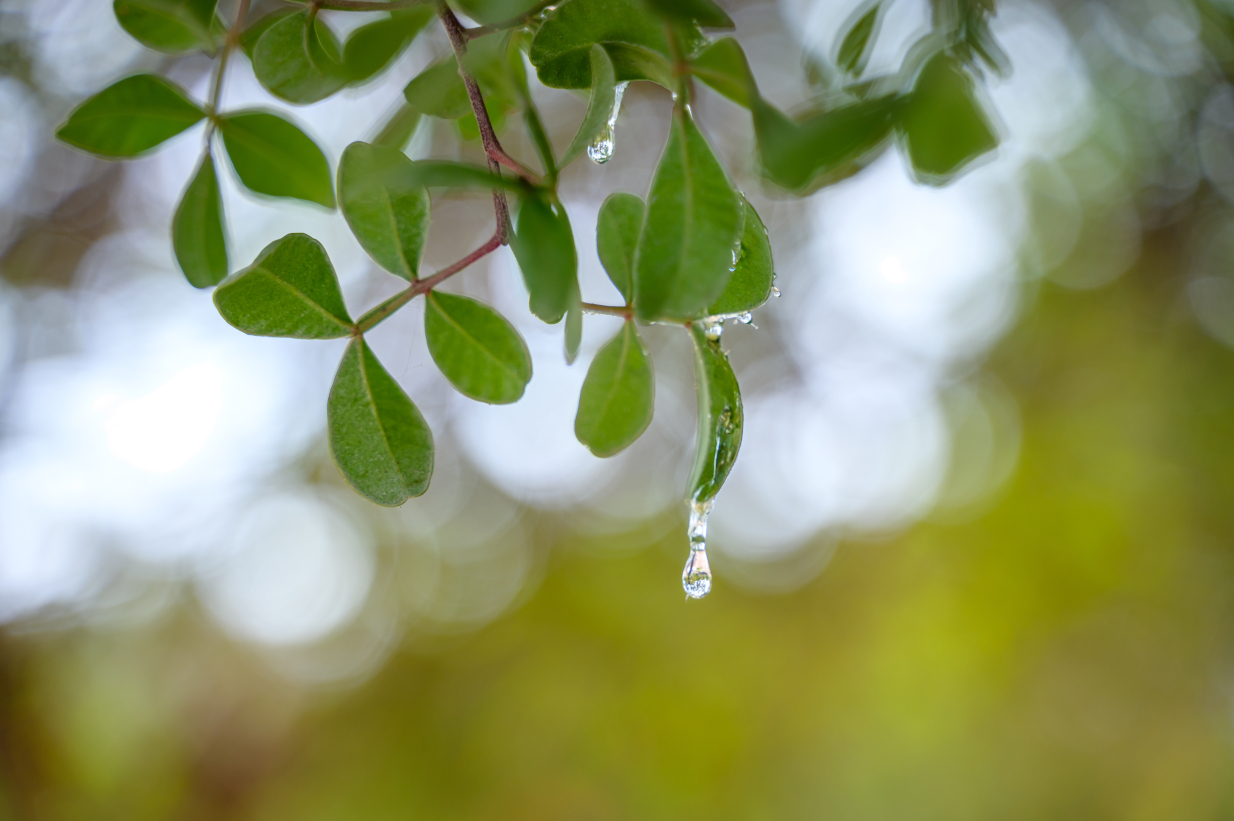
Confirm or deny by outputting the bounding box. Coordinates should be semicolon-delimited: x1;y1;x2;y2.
204;0;251;135
581;302;633;319
355;231;505;333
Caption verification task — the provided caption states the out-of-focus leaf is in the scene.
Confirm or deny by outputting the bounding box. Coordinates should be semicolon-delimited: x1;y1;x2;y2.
899;53;998;184
214;233;353;338
253;11;348;104
342;7;433;83
753;93;900;192
529;0;701;89
55;74;204;158
389;160;530;194
328;338;433;506
642;0;733;29
687;323;742;503
338;142;430;281
113;0;218;53
511;197;578;324
455;0;544;25
596;192;643;304
633;108;741;322
424;291;532;404
708;196;773;316
836;2;881;76
219;110;335;207
239;9;296;57
173;153;228;289
689;37;756;107
575;321;654;457
565;290;583;364
403;57;472;119
372;103;423;150
560;45;617;167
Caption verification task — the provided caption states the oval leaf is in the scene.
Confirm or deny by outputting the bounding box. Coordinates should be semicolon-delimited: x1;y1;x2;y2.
214;233;353;338
342;8;432;83
642;0;733;28
56;74;204;158
575;321;654;457
559;45;616;167
633;108;741;322
565;290;583;364
338;142;430;280
687;323;742;503
253;11;347;104
689;37;756;108
173;152;228;288
403;57;472;119
708;196;773;316
596;192;643;304
329;338;433;505
219;110;335;207
900;53;998;185
510;197;579;324
114;0;219;54
424;291;532;404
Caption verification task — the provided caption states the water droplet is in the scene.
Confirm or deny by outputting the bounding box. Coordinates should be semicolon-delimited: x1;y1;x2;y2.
702;318;723;341
588;81;629;165
771;286;781;297
682;499;713;599
737;312;753;324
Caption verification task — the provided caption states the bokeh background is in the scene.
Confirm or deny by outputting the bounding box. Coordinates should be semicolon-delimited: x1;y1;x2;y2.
5;0;1234;817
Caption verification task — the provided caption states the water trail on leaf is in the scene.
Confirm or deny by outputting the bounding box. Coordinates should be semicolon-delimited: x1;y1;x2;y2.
588;81;629;164
682;499;713;599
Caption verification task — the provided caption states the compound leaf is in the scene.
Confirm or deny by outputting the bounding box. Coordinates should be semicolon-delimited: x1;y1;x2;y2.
424;291;532;404
575;321;654;457
329;338;433;506
219;110;335;207
342;8;433;83
338;142;430;280
252;10;348;104
56;74;204;158
173;152;228;288
213;233;353;338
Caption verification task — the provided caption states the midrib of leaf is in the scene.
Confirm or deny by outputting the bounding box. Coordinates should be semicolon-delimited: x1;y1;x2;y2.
72;104;203;125
432;297;522;382
357;344;410;492
674;113;696;304
380;183;414;277
254;266;349;330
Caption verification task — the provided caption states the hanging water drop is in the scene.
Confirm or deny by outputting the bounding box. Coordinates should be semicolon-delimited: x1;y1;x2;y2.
682;499;713;599
771;285;781;297
737;312;754;325
588;81;629;164
702;318;723;341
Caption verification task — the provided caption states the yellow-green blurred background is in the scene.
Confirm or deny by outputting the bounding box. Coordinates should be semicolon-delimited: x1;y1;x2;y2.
6;0;1234;818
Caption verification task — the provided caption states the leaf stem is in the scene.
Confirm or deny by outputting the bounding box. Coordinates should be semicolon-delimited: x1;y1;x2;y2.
463;6;543;39
581;302;633;319
204;0;251;136
355;231;505;333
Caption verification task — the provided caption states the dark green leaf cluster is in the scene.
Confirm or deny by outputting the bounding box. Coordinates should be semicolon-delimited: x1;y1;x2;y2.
55;0;1007;540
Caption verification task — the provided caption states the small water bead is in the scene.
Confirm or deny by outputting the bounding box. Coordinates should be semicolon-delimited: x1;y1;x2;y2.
702;319;723;341
771;286;781;297
682;499;714;599
737;312;753;325
587;81;629;165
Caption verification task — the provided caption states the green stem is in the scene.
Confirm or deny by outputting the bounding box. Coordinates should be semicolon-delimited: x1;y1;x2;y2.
581;302;633;319
204;0;251;135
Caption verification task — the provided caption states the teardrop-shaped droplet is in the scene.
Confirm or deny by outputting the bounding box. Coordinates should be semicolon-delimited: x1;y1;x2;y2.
701;318;723;341
588;81;629;165
737;312;754;325
771;285;781;297
682;499;713;599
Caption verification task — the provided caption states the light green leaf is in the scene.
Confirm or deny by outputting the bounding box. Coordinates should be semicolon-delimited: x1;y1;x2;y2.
342;8;433;83
510;197;579;324
899;53;998;185
424;291;532;404
633;107;741;322
454;0;544;26
687;323;742;503
642;0;733;28
529;0;701;89
575;321;653;457
560;45;617;167
403;57;471;119
113;0;218;54
372;103;423;151
219;110;335;207
55;74;204;158
338;142;430;281
596;192;643;304
565;289;583;364
836;2;881;76
389;161;530;194
240;9;296;57
708;196;773;316
689;37;756;108
173;153;228;288
213;233;353;338
329;338;433;506
252;11;348;104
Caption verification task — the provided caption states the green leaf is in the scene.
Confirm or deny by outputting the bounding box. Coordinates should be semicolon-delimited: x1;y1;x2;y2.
372;103;423;150
173;153;228;289
687;323;742;503
389;161;530;194
596;192;643;303
329;338;434;506
899;53;998;185
338;142;430;281
55;74;204;158
529;0;701;89
836;2;881;76
641;0;733;29
510;197;579;324
689;37;756;108
403;57;472;119
252;11;348;105
560;45;617;167
219;110;335;207
342;8;433;83
240;9;296;57
424;291;532;404
574;321;654;457
213;233;353;338
753;93;900;192
454;0;544;26
113;0;218;54
633;108;741;322
565;290;583;364
708;196;773;316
